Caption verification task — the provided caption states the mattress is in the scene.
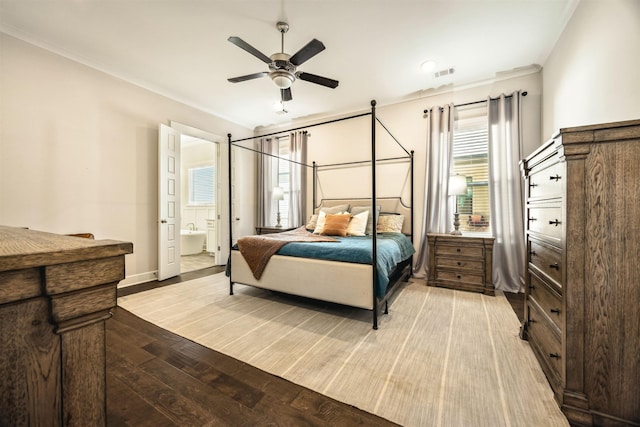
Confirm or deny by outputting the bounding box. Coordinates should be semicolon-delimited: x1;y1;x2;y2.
274;233;415;296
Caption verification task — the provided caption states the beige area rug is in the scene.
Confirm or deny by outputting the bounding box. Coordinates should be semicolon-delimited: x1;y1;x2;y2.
118;273;568;427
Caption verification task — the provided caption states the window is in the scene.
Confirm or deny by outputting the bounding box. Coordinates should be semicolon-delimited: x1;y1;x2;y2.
276;139;290;226
452;104;490;234
188;165;215;205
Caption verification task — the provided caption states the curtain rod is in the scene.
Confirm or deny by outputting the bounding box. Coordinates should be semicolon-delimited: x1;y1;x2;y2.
423;90;528;114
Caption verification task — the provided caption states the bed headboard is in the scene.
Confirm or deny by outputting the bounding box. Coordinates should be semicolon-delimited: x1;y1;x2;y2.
315;197;412;235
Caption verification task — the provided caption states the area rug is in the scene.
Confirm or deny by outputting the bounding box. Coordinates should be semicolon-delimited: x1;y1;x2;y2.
118;273;568;427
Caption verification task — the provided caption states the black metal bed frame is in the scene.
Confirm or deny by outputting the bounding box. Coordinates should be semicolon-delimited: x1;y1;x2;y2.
226;100;414;329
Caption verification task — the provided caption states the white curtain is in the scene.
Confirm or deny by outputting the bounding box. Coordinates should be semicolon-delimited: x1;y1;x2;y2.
288;131;307;227
488;92;525;292
414;104;454;278
257;137;279;226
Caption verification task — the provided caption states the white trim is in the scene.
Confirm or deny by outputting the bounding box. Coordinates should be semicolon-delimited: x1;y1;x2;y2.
118;271;158;288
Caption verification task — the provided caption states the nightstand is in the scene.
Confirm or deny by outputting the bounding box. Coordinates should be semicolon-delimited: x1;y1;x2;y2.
427;233;495;295
255;226;296;235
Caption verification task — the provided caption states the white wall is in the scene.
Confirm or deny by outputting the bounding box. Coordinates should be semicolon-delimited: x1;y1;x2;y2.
259;72;542;249
542;0;640;138
0;33;253;284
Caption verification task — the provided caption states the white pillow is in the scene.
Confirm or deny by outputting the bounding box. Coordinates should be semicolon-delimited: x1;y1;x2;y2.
346;210;369;236
313;211;327;234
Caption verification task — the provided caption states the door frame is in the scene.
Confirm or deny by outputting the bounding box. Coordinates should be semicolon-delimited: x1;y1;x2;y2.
169;122;228;266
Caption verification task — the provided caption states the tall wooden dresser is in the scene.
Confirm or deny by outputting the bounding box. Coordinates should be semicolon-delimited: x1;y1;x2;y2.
0;226;132;426
520;119;640;426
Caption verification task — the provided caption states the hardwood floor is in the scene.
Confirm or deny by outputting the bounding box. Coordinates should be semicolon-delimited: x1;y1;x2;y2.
110;270;526;426
107;288;397;426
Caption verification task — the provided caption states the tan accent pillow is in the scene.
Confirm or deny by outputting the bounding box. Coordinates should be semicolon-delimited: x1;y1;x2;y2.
377;215;405;233
322;213;352;236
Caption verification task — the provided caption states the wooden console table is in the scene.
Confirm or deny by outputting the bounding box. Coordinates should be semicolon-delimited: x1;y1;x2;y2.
0;226;132;426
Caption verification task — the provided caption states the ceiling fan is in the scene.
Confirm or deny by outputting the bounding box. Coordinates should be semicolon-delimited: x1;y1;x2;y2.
227;22;339;103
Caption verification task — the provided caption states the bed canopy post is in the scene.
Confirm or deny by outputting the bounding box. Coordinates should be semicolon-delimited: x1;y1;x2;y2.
370;100;379;330
312;161;317;211
227;133;234;296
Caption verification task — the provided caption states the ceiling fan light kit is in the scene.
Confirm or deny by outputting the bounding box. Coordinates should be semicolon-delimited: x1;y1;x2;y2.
228;21;339;103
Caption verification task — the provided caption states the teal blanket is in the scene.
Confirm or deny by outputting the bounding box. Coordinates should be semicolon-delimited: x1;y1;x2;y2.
276;233;415;296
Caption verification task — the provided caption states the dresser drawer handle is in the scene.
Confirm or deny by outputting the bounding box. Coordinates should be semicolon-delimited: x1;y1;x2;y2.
528;250;536;256
528;285;535;290
529;182;538;189
549;263;560;270
550;308;560;315
456;248;461;252
457;261;462;266
549;174;562;181
528;217;537;222
456;275;462;279
549;219;561;226
549;353;560;359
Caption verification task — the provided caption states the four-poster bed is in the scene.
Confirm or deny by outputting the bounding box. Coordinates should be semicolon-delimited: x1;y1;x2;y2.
226;101;415;329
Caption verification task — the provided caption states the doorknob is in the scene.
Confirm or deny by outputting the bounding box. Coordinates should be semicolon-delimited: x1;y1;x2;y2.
235;217;240;221
160;219;167;224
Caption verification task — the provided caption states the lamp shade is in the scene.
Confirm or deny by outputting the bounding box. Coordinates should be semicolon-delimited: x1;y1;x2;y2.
272;186;285;201
448;174;468;196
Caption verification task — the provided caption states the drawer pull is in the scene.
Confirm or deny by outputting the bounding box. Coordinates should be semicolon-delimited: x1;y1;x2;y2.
550;308;560;315
549;353;560;359
549;219;561;226
549;174;562;181
528;285;536;290
457;261;462;266
456;275;462;279
528;217;537;222
529;182;538;189
456;248;461;252
549;263;560;270
528;250;536;256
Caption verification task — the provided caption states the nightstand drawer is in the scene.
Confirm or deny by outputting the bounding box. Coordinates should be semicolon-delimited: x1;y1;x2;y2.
435;245;483;258
436;270;483;285
529;272;562;331
436;257;484;271
528;239;562;285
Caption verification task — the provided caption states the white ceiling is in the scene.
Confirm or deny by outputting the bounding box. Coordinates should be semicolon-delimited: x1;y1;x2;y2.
1;0;578;129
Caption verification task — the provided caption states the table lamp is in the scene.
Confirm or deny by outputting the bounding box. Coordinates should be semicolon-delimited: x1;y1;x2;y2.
272;186;285;227
448;174;467;235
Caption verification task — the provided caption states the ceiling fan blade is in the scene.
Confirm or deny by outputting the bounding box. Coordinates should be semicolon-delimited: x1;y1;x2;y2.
227;72;268;83
297;72;339;89
228;36;272;64
289;39;325;66
281;88;292;102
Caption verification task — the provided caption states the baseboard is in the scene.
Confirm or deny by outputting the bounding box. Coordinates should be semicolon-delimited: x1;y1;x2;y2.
118;271;158;288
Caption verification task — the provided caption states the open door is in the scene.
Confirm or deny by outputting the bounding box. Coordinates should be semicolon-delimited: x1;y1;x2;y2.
158;124;181;280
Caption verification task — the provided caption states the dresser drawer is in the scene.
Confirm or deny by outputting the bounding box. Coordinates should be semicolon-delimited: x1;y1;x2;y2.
436;257;484;271
435;270;483;285
527;205;562;242
529;272;562;331
528;161;564;201
528;239;562;285
435;245;483;258
527;301;562;389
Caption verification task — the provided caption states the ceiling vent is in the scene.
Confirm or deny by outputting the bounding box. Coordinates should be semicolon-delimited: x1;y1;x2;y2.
434;67;455;78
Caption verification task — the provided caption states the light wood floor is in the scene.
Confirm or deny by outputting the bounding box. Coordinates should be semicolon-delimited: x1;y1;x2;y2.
119;273;568;427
